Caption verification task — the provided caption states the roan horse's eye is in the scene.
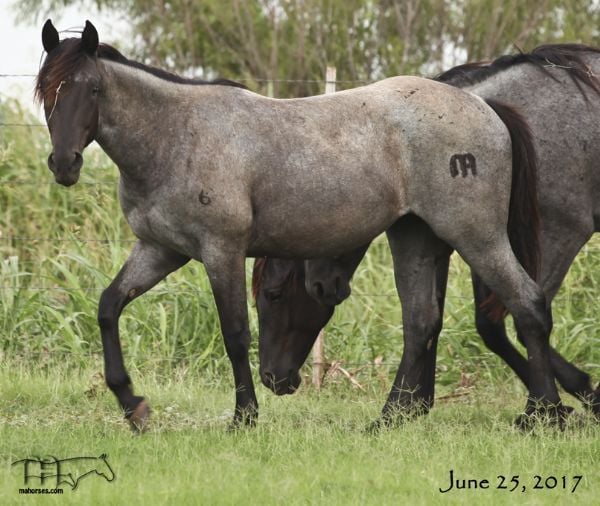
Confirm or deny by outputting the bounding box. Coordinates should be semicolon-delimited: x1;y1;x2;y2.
264;289;283;302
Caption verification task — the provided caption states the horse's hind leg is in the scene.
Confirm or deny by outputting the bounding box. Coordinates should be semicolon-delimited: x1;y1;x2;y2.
473;218;598;416
456;238;568;427
473;274;595;410
98;240;189;431
536;226;598;416
376;215;452;427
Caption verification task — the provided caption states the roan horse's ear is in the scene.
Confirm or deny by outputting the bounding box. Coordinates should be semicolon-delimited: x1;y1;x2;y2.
81;20;99;55
42;19;59;53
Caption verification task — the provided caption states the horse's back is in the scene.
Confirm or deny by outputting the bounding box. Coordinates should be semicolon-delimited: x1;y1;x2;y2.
242;76;514;256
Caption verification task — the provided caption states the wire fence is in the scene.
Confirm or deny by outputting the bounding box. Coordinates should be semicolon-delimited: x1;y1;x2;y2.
1;180;117;185
0;288;595;304
1;71;600;304
1;72;372;83
0;347;405;366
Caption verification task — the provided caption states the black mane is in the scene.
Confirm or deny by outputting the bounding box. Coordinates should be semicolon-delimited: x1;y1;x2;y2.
97;44;247;89
36;37;245;104
435;43;600;96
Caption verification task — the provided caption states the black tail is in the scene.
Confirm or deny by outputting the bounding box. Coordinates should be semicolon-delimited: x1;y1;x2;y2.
481;99;541;321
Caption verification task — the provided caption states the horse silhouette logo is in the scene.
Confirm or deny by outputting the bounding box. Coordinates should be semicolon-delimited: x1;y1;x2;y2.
12;453;115;491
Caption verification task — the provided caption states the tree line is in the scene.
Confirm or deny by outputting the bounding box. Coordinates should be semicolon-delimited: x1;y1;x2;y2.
16;0;600;96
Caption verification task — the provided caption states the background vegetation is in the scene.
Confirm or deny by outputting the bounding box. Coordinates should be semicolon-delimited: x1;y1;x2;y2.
14;0;600;96
1;1;599;503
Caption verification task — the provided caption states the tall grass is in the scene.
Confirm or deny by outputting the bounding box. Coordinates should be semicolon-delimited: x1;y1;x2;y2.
1;97;599;398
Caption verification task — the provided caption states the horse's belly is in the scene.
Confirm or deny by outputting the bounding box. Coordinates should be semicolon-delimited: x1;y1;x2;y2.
248;203;401;258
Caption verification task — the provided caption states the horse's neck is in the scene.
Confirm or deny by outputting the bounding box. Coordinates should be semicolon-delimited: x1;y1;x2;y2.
95;60;184;182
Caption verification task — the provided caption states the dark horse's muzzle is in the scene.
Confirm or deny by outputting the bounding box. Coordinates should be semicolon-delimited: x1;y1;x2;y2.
48;150;83;186
260;368;302;396
307;275;351;307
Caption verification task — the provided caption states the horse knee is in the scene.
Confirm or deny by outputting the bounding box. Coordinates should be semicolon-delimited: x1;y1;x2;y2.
419;313;442;338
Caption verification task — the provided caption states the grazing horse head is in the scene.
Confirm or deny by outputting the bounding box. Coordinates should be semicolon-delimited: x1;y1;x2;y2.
253;258;333;395
37;19;101;186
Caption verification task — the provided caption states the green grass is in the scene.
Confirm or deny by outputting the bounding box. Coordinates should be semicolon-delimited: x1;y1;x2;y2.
1;361;599;505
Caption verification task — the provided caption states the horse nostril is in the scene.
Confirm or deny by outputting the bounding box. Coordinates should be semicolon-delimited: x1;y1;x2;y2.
313;282;324;298
47;153;56;173
72;151;83;170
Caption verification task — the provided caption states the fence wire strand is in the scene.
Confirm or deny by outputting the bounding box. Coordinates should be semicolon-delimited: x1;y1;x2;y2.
2;348;405;366
1;71;599;368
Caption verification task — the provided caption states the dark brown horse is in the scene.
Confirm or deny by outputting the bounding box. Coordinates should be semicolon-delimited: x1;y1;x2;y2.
255;44;600;427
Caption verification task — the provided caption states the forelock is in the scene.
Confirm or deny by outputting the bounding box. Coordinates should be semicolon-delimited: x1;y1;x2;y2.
35;38;89;105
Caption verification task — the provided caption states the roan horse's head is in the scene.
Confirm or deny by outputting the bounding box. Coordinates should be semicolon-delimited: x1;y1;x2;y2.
253;259;335;395
37;19;101;186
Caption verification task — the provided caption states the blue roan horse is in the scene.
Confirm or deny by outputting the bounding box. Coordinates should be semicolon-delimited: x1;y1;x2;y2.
37;20;562;430
255;44;600;427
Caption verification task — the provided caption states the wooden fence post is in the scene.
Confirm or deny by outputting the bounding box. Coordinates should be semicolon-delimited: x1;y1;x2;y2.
312;65;336;389
312;329;325;389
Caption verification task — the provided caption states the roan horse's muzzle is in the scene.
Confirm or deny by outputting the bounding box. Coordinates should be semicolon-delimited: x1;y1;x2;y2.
48;150;83;186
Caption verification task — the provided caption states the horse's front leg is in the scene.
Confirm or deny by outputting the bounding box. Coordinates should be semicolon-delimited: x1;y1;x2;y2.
375;216;452;428
203;249;258;428
98;240;189;430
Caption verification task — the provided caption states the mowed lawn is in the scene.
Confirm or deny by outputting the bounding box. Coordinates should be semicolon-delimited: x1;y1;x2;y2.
1;361;598;505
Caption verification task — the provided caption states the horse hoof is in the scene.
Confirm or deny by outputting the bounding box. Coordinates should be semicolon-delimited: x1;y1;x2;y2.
514;404;573;431
365;412;410;434
226;418;257;432
227;407;258;432
365;418;384;435
128;400;151;433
